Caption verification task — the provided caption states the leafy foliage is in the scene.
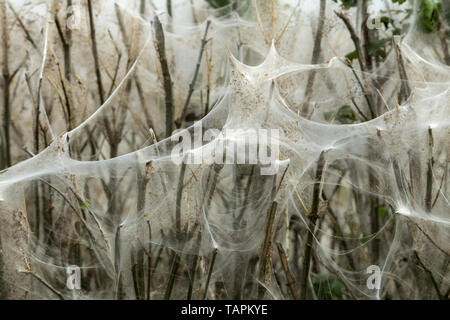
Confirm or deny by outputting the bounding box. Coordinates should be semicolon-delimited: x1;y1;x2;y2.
378;205;393;220
345;50;358;63
368;38;391;60
324;105;356;124
421;0;442;32
312;275;345;300
380;16;394;29
206;0;232;9
332;0;358;10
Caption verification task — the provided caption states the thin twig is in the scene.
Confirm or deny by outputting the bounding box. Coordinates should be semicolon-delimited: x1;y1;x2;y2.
166;0;172;17
1;0;11;167
187;231;201;300
361;0;373;71
431;172;445;209
87;0;105;104
153;14;174;138
179;20;211;125
437;12;450;65
299;151;325;299
302;0;326;114
202;248;218;300
175;161;187;236
7;1;38;51
277;242;298;299
275;0;301;45
258;201;278;299
20;269;65;300
146;221;152;300
393;36;411;104
335;11;366;72
164;250;181;299
407;218;450;257
414;250;445;300
425;127;434;212
252;0;270;44
322;189;356;270
351;98;369;121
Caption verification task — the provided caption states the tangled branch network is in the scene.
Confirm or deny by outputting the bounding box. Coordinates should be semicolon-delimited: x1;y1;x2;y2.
0;0;448;300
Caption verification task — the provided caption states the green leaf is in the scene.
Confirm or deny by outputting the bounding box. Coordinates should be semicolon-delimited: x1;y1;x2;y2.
422;0;442;32
360;232;371;244
323;111;335;122
368;38;390;60
378;49;387;60
324;105;356;124
392;0;407;4
380;16;394;29
312;275;345;300
393;28;403;35
345;50;358;62
80;200;91;211
336;105;356;123
378;205;393;219
206;0;231;9
333;0;358;9
379;206;388;219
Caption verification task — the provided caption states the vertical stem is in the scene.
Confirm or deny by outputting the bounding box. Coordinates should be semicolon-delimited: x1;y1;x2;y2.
87;0;105;104
361;0;373;71
164;251;181;299
202;248;218;300
257;201;278;299
335;11;376;117
165;155;187;300
65;0;72;81
335;11;367;72
277;242;298;300
179;20;211;124
1;0;11;167
114;225;124;299
300;151;325;299
7;2;38;51
175;162;187;236
437;12;450;65
166;0;172;17
425;127;434;212
369;170;380;264
187;232;201;300
25;70;42;156
140;0;146;18
302;0;326;115
394;36;411;104
0;228;5;298
153;14;174;138
146;221;152;300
